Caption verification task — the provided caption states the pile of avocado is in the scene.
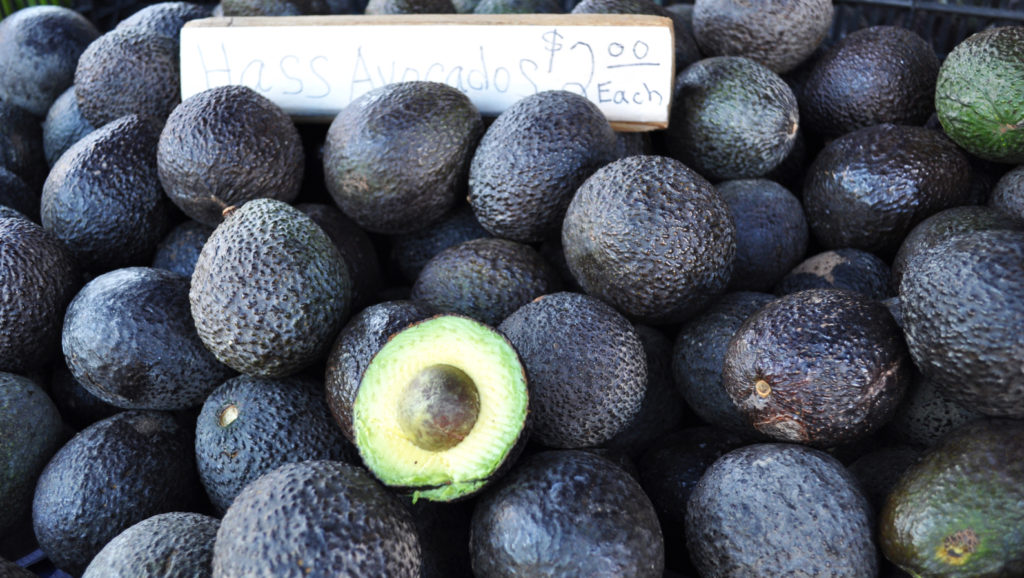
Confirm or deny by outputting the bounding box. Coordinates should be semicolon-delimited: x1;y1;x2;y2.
1;1;1023;577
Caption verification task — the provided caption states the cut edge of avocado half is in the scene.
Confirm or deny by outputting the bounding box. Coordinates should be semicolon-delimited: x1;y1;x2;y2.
353;314;529;502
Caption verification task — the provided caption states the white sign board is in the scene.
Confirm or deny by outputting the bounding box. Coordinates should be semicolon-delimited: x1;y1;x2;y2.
180;14;675;130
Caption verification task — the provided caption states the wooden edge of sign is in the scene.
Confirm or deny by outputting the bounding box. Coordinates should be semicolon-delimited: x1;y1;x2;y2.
182;13;675;29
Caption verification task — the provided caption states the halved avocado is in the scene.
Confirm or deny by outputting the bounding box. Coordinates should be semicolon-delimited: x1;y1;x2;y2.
353;314;528;502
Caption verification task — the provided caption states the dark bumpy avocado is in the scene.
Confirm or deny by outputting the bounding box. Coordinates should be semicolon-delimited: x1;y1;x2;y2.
40;114;173;274
363;0;456;14
775;248;893;300
497;291;646;449
323;81;482;234
718;178;808;292
48;361;119;431
691;0;832;74
891;205;1021;292
934;26;1024;164
664;56;800;181
0;167;38;222
324;299;438;440
571;0;702;71
887;370;983;448
190;198;352;378
32;411;203;576
0;6;99;117
562;155;736;325
113;1;214;46
0;210;79;374
802;123;974;257
195;374;357;513
390;204;491;282
988;164;1024;223
82;512;220;578
468;90;616;243
800;25;939;139
213;460;421;577
0;373;64;538
685;443;877;577
898;229;1024;417
42;86;95;167
846;444;922;512
297;202;382;312
672;291;775;437
880;418;1024;577
470;449;664;577
158;85;305;227
221;0;333;15
74;26;180;127
353;314;529;502
723;288;911;447
410;237;562;327
0;98;47;192
151;219;215;277
62;267;235;411
474;0;561;13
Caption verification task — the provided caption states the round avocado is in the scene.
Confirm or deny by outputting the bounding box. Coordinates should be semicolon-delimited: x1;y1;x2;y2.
898;229;1024;417
113;1;214;46
296;202;382;312
468;89;616;243
0;98;47;192
48;361;120;431
802;123;974;257
800;25;939;139
887;370;983;448
775;248;893;300
42;86;95;168
82;512;220;578
723;288;912;447
987;164;1024;223
410;237;562;327
190;198;353;378
221;0;333;15
389;204;492;283
562;155;736;325
0;373;64;539
40;113;173;274
0;167;38;225
497;291;646;449
62;266;235;411
685;443;877;577
880;418;1024;577
213;460;421;577
158;85;305;227
323;80;482;234
353;314;529;502
470;449;664;577
151;219;215;278
664;56;800;181
935;26;1024;164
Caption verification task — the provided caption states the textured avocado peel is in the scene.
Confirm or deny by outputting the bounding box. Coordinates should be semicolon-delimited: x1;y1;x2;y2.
936;529;979;566
353;315;528;502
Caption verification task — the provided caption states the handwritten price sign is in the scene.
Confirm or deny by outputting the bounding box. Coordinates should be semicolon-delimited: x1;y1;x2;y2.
179;14;676;130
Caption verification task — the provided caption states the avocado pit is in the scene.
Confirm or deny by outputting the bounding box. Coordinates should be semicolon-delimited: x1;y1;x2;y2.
397;364;480;451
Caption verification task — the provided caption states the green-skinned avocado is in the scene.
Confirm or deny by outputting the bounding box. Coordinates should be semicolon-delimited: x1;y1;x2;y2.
353;314;529;502
190;198;353;378
880;418;1024;577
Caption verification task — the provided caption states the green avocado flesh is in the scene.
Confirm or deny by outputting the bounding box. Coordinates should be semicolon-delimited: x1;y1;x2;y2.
354;315;528;502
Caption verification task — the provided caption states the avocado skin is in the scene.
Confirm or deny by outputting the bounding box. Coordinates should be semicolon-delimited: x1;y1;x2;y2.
497;291;647;449
114;1;214;45
562;155;736;325
411;237;562;327
390;204;491;283
718;178;808;292
0;6;99;118
190;198;352;378
297;203;382;312
48;361;120;431
41;113;173;274
74;26;180;128
32;410;203;576
880;418;1024;577
723;288;911;447
470;449;664;577
323;81;482;234
776;248;892;300
474;0;561;13
158;85;305;227
151;219;215;278
82;512;220;578
671;291;774;438
803;123;974;257
195;374;358;513
887;371;983;448
363;0;456;14
0;211;80;374
665;56;799;181
324;299;438;441
988;164;1024;223
891;205;1021;292
846;444;922;512
898;229;1024;417
42;86;95;168
213;460;421;578
0;99;47;192
687;443;877;576
468;90;616;243
800;25;939;139
0;167;38;224
0;373;64;538
62;267;235;411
